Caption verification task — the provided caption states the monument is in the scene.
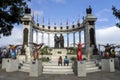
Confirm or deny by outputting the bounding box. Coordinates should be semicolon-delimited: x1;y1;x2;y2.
20;5;98;62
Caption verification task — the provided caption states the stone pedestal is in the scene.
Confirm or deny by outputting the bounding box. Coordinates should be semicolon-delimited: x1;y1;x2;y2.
101;58;115;72
29;60;42;77
2;58;11;69
51;48;67;62
6;59;19;72
114;57;120;69
77;61;86;77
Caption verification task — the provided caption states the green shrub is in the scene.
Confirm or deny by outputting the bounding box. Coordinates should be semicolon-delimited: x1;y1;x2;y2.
70;57;77;61
40;57;50;62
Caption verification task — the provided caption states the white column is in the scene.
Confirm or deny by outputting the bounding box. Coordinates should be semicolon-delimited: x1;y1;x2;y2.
67;33;69;48
42;32;44;43
73;32;75;47
36;30;38;44
48;33;50;47
79;31;81;43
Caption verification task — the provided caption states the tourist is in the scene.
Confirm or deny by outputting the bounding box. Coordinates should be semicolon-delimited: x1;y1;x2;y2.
58;56;62;66
64;56;69;66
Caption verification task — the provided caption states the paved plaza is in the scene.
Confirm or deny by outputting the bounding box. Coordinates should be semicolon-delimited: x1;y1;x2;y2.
0;69;120;80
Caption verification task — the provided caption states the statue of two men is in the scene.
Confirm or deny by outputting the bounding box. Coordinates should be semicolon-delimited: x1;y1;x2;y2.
54;34;64;48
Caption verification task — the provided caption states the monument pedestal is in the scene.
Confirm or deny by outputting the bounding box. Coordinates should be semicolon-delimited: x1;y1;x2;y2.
29;60;42;77
6;59;19;72
77;61;86;77
2;58;11;69
101;58;115;72
51;48;67;62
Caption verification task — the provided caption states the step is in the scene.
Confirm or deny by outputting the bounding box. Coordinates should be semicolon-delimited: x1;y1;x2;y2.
43;68;73;72
42;62;72;66
86;64;96;68
22;63;30;67
19;67;30;72
87;68;101;73
86;67;101;73
85;61;95;65
43;71;74;74
43;65;72;69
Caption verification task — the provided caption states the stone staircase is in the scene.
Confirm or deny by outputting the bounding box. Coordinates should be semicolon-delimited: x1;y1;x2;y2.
42;62;74;74
18;60;101;74
85;60;101;73
19;62;30;72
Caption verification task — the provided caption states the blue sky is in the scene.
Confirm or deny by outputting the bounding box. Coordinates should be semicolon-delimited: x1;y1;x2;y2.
0;0;120;49
27;0;120;28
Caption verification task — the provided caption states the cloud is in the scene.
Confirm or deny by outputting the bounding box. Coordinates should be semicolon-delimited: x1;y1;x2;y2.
0;26;23;47
95;9;111;22
97;18;109;22
96;26;120;45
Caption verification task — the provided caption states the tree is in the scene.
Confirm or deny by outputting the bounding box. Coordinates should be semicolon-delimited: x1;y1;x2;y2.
0;0;30;38
112;6;120;28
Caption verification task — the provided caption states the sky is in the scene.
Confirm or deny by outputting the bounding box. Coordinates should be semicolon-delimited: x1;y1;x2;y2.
0;0;120;50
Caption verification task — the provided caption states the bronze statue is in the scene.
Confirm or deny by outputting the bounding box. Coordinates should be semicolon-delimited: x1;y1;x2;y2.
54;34;59;48
59;34;64;48
86;5;92;14
54;34;64;48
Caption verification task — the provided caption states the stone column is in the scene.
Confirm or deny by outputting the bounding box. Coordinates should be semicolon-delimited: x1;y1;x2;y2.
36;30;38;44
67;33;69;48
79;31;81;43
73;32;75;47
84;12;97;53
48;33;50;47
21;8;33;62
42;32;44;43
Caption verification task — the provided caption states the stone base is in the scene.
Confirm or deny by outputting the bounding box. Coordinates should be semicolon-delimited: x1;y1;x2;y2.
101;58;115;72
6;59;19;72
29;60;42;77
77;61;86;77
114;57;120;69
51;48;67;62
2;58;11;69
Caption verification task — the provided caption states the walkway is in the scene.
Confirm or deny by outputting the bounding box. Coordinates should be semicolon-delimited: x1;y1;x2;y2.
0;69;120;80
